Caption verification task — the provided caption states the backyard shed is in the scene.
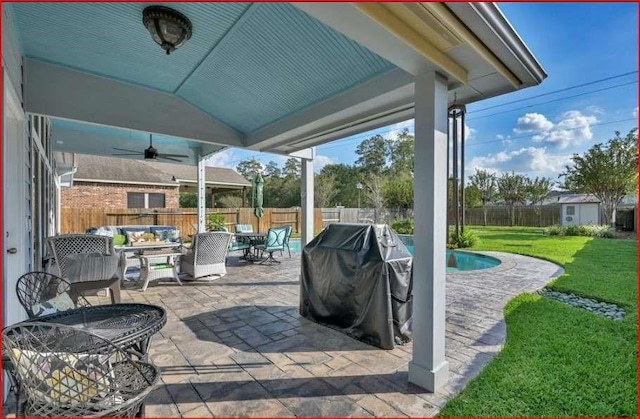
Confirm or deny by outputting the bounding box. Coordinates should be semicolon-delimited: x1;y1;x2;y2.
558;194;601;226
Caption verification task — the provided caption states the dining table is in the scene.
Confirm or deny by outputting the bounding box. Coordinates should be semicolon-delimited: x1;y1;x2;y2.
234;232;268;262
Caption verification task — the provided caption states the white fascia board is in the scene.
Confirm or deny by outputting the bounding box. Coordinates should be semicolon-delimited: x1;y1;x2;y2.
446;3;547;87
246;68;415;152
24;59;245;147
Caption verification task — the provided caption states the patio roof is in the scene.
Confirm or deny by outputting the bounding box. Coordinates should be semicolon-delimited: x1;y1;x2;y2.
8;2;546;160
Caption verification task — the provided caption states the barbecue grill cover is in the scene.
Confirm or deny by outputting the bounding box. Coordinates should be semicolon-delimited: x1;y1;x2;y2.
300;223;413;349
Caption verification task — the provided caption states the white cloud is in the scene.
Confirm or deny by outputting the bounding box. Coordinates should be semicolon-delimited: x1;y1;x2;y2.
314;155;337;172
633;106;638;118
385;119;414;140
496;134;512;147
513;110;598;149
467;146;573;180
514;113;554;133
205;149;237;169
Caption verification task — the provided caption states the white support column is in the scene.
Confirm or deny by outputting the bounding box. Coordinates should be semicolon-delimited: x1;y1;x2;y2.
408;71;449;392
300;148;315;245
197;154;206;233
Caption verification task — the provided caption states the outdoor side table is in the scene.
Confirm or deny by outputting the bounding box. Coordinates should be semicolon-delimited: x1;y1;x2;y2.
137;251;183;291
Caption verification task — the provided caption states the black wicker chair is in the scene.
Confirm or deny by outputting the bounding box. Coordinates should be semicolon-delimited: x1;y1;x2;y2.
3;322;160;417
6;272;93;414
16;272;91;318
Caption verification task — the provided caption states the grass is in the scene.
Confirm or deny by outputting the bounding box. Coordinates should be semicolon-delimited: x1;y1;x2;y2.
438;226;637;417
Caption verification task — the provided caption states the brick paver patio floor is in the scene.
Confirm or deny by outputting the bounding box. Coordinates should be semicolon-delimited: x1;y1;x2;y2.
3;251;563;417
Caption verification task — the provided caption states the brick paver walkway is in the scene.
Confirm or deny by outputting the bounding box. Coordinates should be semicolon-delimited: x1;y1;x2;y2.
3;251;563;417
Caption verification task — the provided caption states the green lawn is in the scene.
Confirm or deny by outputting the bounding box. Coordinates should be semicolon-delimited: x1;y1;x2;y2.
438;226;637;417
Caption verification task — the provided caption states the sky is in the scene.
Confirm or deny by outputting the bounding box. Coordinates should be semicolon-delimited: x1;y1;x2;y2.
207;3;639;185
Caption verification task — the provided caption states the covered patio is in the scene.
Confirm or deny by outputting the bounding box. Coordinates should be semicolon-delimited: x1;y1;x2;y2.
2;1;546;405
3;252;562;417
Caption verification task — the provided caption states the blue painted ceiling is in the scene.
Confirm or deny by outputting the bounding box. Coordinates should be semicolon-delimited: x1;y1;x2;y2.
10;2;395;134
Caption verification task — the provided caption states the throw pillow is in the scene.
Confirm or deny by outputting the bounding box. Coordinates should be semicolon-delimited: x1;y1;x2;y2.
126;231;146;244
10;349;118;405
154;229;180;242
112;234;126;246
31;292;76;317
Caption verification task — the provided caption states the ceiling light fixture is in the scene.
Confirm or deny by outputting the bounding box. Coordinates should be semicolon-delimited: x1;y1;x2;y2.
142;6;192;55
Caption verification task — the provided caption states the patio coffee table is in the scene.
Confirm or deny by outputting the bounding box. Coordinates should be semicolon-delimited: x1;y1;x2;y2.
137;251;183;291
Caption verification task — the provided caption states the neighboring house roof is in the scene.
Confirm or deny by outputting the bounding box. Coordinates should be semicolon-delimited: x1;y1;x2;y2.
55;153;250;188
142;161;250;188
65;154;176;186
557;194;600;204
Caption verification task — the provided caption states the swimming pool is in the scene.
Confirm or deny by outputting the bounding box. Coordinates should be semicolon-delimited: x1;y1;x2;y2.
288;237;501;272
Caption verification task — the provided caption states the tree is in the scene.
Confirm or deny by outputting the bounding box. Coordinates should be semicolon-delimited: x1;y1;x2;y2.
263;161;282;178
497;171;528;226
469;169;497;226
382;174;413;217
236;159;263;181
526;176;553;226
319;164;362;207
217;193;243;208
314;174;339;208
361;173;384;222
560;129;638;226
355;135;388;175
282;158;301;179
388;129;414;175
464;185;482;208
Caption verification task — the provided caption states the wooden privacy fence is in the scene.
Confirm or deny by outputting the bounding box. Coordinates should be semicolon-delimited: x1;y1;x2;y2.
61;207;312;235
61;205;563;234
462;205;561;227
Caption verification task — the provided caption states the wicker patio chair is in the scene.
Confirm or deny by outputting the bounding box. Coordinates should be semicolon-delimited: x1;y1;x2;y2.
255;226;289;265
180;232;233;280
3;321;160;418
45;234;121;304
16;272;92;319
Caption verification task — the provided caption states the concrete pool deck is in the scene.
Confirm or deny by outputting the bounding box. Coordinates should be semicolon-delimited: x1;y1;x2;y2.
3;251;563;417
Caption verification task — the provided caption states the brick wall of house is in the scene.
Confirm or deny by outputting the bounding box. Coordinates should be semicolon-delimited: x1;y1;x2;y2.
61;182;180;209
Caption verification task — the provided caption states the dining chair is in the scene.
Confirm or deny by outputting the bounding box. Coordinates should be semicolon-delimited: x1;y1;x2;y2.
3;321;160;418
254;226;289;265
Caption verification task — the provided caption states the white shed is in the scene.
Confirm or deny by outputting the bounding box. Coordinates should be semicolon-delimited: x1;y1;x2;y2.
558;194;601;226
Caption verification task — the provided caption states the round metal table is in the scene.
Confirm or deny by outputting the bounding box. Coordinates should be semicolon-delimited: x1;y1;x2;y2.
15;303;166;359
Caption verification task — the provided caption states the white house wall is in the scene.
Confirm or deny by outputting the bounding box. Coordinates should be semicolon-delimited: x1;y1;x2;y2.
579;203;600;225
2;6;28;400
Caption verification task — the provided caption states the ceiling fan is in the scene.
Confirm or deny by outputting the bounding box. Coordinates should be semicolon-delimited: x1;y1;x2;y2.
112;134;189;162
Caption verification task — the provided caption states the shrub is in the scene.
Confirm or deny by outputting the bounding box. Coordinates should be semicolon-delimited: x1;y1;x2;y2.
544;225;564;236
450;229;478;248
391;219;414;235
564;224;581;236
206;213;227;231
543;224;614;238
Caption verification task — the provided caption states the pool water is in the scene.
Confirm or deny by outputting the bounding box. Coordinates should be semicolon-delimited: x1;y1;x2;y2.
289;238;500;272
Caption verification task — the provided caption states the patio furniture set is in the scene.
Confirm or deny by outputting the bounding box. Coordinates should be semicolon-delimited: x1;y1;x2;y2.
3;271;166;417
